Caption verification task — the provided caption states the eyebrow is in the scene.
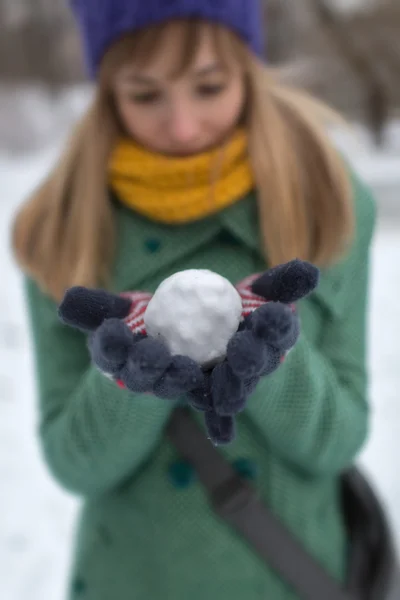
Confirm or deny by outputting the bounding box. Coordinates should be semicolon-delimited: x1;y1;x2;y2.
194;64;224;77
120;64;224;85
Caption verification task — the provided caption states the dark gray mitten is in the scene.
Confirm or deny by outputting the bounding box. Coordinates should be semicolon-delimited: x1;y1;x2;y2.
188;259;320;445
188;372;236;446
58;287;204;399
187;302;297;445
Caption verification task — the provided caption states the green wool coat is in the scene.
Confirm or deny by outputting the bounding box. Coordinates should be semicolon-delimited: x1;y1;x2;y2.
25;169;376;600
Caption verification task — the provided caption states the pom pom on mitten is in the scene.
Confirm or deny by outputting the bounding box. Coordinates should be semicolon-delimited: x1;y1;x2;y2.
251;258;320;303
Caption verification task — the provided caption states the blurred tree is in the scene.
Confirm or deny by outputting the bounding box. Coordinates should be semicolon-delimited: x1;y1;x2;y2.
269;0;400;143
0;0;85;85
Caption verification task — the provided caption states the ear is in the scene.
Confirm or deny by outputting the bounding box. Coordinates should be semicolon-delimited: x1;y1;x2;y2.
58;286;132;332
251;259;320;304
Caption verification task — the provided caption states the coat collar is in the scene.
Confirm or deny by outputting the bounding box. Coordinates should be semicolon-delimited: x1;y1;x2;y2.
110;191;261;291
221;192;348;318
219;191;262;252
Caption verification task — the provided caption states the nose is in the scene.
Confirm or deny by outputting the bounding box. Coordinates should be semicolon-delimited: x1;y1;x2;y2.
166;103;199;147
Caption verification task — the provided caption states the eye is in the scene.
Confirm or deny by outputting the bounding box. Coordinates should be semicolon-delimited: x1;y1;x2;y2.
128;91;161;104
197;84;226;97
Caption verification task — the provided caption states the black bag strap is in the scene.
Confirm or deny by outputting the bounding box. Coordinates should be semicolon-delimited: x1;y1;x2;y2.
166;408;355;600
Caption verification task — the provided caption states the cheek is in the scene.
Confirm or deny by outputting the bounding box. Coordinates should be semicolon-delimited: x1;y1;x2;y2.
212;83;245;130
118;100;158;141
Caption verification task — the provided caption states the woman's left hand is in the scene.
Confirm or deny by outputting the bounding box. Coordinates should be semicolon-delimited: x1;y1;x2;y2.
188;258;320;445
188;300;300;445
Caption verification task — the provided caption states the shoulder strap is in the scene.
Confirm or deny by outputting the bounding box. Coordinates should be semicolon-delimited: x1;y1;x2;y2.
166;408;355;600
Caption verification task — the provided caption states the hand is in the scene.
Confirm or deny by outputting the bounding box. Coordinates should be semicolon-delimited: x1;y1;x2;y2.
211;301;299;417
58;259;320;446
187;373;237;446
188;259;319;445
59;287;204;399
184;302;298;444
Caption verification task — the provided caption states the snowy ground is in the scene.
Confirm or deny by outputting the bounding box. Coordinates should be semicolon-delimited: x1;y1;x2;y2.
0;124;399;600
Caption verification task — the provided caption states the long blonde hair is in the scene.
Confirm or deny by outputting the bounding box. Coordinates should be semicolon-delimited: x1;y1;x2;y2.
12;19;353;302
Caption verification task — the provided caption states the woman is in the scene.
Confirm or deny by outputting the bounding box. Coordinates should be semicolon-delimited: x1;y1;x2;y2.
13;1;389;598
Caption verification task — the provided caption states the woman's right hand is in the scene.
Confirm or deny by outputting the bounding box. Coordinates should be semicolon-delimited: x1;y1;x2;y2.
89;318;204;398
58;287;204;400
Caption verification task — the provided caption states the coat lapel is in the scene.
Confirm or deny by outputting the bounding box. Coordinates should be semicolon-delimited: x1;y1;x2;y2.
111;200;221;292
111;191;348;319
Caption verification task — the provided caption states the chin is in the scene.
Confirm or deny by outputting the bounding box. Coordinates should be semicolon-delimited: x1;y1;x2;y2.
138;130;235;157
161;139;231;158
149;146;205;158
168;148;207;157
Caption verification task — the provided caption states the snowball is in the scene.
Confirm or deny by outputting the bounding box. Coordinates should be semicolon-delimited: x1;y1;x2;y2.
144;269;242;367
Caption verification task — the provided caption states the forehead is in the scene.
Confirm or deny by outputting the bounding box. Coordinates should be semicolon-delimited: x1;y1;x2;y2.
116;22;235;83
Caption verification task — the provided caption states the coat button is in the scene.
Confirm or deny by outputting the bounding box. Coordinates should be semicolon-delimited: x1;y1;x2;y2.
217;229;240;245
232;458;258;481
71;577;87;595
144;238;162;253
168;459;196;489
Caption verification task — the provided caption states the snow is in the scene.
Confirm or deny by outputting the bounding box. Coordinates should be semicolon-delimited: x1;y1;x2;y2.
0;113;399;599
0;84;93;156
145;270;243;367
0;149;79;600
332;121;400;185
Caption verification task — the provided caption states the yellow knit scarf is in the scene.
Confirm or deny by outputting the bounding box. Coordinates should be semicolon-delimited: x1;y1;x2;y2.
108;129;254;224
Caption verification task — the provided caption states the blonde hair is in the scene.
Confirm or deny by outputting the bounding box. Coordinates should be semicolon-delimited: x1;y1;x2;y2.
12;19;353;302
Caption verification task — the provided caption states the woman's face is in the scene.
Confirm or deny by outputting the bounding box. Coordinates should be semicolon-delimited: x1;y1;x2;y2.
112;25;246;157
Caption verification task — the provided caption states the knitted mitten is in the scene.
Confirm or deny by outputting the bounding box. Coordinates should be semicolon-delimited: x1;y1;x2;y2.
192;259;320;445
58;288;204;399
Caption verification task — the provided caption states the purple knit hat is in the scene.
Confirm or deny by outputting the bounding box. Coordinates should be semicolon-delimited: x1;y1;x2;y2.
70;0;265;78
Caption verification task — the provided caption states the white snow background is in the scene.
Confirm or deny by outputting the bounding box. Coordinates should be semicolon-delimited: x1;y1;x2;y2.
0;88;399;600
